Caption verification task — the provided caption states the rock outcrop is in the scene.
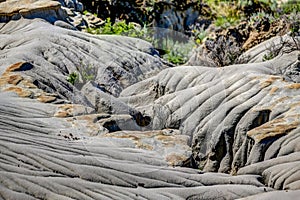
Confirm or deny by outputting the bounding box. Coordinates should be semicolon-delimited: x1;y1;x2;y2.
0;0;68;23
187;15;293;67
80;0;212;33
0;18;271;199
120;38;300;181
0;0;299;199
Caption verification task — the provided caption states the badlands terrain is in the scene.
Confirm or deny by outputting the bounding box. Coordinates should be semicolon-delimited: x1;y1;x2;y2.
0;0;299;199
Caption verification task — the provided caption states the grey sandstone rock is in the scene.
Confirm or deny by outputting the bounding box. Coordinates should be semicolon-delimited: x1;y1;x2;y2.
120;36;300;189
238;190;300;200
0;93;269;199
0;0;69;23
0;1;300;199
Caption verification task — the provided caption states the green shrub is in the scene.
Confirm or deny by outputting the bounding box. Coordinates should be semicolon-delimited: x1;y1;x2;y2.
83;10;89;15
164;51;185;65
248;11;276;29
262;51;275;61
205;35;242;67
86;17;195;65
67;62;97;88
80;64;96;83
215;16;238;28
67;72;79;85
86;18;153;42
193;28;208;44
280;0;300;14
162;39;195;65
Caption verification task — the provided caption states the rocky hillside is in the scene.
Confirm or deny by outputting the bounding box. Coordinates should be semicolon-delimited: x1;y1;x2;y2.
0;0;300;199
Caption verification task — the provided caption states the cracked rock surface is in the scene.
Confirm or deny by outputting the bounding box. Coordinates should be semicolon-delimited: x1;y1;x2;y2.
0;0;299;199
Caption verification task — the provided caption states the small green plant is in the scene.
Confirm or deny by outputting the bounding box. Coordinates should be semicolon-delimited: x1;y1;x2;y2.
83;10;89;15
249;11;275;26
263;51;275;61
88;18;135;35
161;38;195;65
215;17;234;28
280;0;300;14
67;62;96;88
261;36;297;62
164;52;185;64
67;72;79;85
86;18;153;42
193;29;207;44
80;64;96;83
86;17;196;65
204;1;243;28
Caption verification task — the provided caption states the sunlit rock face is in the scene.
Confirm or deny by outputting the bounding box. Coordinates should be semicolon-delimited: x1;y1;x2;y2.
120;38;300;180
0;0;69;23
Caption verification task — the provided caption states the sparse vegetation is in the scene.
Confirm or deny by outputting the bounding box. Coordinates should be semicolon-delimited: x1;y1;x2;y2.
79;63;96;83
280;0;300;14
83;10;89;15
205;35;242;67
85;18;195;65
162;39;195;65
83;0;300;66
205;0;243;28
263;51;275;61
289;14;300;50
262;34;300;62
67;62;97;88
86;18;150;39
67;72;79;85
193;26;208;44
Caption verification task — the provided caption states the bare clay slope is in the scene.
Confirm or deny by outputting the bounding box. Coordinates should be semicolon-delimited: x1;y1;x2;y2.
0;18;272;199
121;35;300;190
0;0;299;199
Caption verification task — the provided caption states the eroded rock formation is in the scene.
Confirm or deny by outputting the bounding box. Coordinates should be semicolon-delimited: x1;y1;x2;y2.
0;0;299;199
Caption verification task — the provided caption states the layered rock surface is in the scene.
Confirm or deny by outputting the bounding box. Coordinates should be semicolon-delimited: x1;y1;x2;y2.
0;0;299;199
0;0;68;23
